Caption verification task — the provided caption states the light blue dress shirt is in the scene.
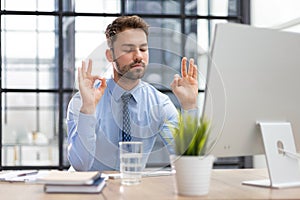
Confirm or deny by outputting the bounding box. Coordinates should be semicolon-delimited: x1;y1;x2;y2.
67;78;180;171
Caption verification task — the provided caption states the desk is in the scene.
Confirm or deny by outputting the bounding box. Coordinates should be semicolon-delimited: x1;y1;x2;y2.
0;169;300;199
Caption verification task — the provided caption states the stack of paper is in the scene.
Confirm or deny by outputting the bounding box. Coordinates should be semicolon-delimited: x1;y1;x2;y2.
0;170;39;182
36;171;105;193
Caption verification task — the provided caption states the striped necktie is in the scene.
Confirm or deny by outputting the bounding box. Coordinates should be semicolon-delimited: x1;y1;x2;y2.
121;93;132;141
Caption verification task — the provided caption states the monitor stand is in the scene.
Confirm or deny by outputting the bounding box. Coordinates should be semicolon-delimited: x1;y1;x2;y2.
242;122;300;188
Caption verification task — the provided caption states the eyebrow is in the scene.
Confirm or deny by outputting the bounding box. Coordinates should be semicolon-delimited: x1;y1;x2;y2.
121;43;148;48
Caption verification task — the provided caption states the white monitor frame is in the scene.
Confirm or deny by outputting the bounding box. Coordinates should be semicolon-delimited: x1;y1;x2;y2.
204;23;300;188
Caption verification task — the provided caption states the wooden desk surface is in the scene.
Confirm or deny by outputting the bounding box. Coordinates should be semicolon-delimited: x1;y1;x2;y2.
1;169;300;199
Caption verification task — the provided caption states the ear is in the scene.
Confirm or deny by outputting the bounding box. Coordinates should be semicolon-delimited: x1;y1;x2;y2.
106;49;113;62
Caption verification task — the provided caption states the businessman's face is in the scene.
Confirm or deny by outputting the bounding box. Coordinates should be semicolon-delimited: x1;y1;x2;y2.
111;28;149;80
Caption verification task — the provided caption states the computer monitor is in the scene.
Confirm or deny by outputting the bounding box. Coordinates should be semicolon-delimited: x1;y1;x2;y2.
204;23;300;188
204;23;300;159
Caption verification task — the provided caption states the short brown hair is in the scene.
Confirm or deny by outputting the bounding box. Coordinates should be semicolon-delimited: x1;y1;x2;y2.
105;15;149;47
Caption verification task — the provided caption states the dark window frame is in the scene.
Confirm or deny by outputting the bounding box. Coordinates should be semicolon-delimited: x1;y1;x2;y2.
0;0;250;170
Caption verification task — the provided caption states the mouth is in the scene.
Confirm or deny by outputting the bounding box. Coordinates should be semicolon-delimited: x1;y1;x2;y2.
131;63;144;69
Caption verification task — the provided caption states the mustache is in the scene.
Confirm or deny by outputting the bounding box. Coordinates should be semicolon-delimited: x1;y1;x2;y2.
129;60;146;68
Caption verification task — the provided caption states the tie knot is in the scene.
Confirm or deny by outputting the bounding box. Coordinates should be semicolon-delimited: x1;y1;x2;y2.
121;93;132;104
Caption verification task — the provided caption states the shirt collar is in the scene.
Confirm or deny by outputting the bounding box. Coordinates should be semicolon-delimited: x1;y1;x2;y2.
107;78;145;102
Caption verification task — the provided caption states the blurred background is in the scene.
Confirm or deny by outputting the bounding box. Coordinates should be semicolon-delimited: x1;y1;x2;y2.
1;0;300;170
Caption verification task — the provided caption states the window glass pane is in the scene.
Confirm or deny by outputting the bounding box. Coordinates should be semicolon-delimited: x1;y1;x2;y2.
1;0;37;11
1;0;55;11
37;16;55;31
5;32;37;58
3;93;37;108
75;33;103;59
74;31;110;85
197;19;209;90
75;17;114;32
2;110;37;144
2;93;58;111
63;16;115;88
39;93;57;107
203;19;228;90
37;0;56;11
63;93;73;165
2;16;56;58
126;0;181;14
38;33;55;59
143;18;182;89
185;0;197;15
210;0;229;16
74;17;106;61
39;69;58;89
2;131;59;166
73;0;120;13
63;69;76;89
1;63;58;89
2;92;59;166
196;0;208;15
62;17;75;89
39;109;58;142
197;0;239;16
3;15;37;31
17;145;58;166
2;93;58;140
2;15;57;89
3;66;37;88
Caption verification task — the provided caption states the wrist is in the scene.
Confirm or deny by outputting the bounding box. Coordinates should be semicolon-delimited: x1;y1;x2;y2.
181;98;197;110
181;103;197;110
80;105;95;114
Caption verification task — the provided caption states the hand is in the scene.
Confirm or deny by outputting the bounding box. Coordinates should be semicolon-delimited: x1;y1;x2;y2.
170;57;198;110
78;59;107;114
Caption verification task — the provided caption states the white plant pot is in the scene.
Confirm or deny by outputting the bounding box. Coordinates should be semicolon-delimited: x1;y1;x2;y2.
171;155;214;196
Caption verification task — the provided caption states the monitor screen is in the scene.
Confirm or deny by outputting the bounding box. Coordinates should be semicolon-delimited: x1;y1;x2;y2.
204;23;300;157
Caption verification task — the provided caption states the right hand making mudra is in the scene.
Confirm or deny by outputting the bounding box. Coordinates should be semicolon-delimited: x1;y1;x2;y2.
170;57;198;110
78;59;107;114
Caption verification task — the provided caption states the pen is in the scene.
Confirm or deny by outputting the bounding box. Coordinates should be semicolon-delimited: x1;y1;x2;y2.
17;171;38;177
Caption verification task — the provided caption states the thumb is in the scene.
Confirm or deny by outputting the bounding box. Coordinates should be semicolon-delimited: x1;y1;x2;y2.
99;77;107;90
170;74;180;90
94;78;107;105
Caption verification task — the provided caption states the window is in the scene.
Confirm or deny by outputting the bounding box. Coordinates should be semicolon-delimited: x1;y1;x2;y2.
0;0;249;170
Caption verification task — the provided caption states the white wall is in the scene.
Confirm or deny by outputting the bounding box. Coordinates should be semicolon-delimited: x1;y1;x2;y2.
251;0;300;168
251;0;300;32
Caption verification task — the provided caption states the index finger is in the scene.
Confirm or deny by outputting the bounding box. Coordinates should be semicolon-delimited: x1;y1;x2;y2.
188;58;194;77
192;64;198;80
87;59;93;75
81;60;86;79
181;57;187;77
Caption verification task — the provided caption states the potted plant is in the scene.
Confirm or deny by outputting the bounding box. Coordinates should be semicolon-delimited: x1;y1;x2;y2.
169;113;214;196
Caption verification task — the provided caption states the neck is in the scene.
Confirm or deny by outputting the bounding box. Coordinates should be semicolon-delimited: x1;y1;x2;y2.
113;71;140;91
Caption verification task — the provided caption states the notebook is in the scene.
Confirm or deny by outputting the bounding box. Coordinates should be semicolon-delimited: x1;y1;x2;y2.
44;177;106;193
36;171;101;185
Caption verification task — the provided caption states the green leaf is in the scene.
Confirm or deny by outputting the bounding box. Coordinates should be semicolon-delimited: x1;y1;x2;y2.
168;112;211;156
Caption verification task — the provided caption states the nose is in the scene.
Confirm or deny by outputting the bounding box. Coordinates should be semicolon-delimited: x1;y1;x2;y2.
133;49;143;61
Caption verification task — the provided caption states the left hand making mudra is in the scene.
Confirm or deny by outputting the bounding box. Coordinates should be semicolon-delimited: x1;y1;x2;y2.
171;57;198;110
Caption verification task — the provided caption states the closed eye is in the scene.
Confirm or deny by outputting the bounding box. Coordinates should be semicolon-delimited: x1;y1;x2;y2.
140;47;148;52
121;44;148;53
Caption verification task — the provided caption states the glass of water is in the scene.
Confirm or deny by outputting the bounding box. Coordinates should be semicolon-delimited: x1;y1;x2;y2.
119;141;143;185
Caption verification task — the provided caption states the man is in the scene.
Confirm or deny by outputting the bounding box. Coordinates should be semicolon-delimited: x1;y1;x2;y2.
67;15;198;171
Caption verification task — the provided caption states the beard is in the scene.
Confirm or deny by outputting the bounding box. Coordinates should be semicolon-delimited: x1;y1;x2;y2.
114;60;147;80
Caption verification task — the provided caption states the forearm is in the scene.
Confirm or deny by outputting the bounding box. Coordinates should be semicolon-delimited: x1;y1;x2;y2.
67;113;97;171
67;94;97;171
67;137;95;171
